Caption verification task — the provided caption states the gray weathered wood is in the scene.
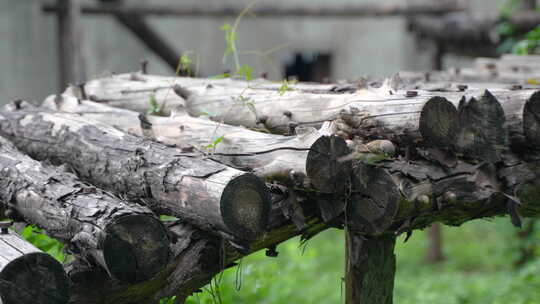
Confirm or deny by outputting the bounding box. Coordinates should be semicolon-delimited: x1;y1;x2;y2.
0;229;70;304
41;95;350;192
0;136;171;283
66;74;186;115
0;107;271;243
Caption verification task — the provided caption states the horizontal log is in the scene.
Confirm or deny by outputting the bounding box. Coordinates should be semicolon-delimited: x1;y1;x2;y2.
0;135;171;283
0;107;271;242
43;1;463;18
41;95;350;192
65;154;540;302
0;229;70;304
65;74;186;115
179;78;540;154
67;186;331;303
354;155;540;232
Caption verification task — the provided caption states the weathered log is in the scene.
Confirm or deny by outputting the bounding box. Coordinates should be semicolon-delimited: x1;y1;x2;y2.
0;135;171;283
347;162;400;236
65;74;186;115
67;187;331;303
345;233;396;304
0;108;271;242
475;55;540;75
455;91;508;162
0;227;70;304
180;80;539;153
41;95;350;192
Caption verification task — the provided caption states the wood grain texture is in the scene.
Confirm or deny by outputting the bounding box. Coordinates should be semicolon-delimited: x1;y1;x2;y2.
0;135;170;283
41;95;350;192
0;108;271;242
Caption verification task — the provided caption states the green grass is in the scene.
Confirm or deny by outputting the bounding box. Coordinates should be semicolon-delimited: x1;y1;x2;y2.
19;217;540;303
185;218;540;304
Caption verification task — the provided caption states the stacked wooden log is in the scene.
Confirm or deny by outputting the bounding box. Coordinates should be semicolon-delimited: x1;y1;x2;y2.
2;67;540;303
400;54;540;85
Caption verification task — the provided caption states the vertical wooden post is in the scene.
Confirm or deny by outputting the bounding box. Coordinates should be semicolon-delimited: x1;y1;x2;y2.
432;42;445;71
425;223;445;262
522;0;537;10
57;0;87;91
345;231;396;304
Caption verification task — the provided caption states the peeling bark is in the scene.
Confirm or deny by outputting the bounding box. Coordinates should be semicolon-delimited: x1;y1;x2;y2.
0;135;171;283
0;109;271;242
41;95;351;193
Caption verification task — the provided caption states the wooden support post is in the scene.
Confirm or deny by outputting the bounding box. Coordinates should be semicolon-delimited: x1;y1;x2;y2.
345;232;396;304
426;223;445;263
0;227;71;304
433;42;445;71
56;0;87;91
113;13;182;73
522;0;537;10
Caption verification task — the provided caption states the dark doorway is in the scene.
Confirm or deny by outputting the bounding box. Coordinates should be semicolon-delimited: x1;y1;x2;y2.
284;52;332;82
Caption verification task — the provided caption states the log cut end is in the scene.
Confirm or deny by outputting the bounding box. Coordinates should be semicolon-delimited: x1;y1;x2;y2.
0;252;70;304
103;215;171;283
221;173;271;241
523;91;540;150
306;135;351;193
419;96;458;147
347;163;400;235
456;90;508;162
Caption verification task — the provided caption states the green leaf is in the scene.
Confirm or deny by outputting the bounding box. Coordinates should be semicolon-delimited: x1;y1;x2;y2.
147;93;160;114
220;23;231;31
236;64;253;81
210;73;231;79
205;135;225;149
160;215;179;222
200;108;217;117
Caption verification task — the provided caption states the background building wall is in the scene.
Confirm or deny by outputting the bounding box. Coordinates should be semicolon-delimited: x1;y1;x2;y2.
0;0;506;103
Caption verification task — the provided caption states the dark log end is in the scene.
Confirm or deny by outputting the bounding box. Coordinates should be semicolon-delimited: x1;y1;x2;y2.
523;90;540;150
103;215;171;283
456;90;508;162
419;96;458;147
347;163;400;235
221;173;271;241
306;135;351;193
0;252;70;304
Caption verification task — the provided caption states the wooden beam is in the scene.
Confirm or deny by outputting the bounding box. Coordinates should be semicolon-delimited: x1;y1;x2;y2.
56;0;87;91
43;1;464;18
